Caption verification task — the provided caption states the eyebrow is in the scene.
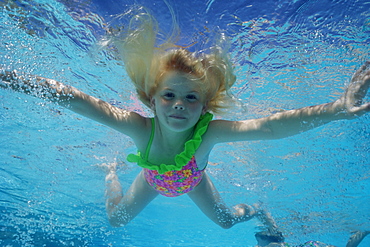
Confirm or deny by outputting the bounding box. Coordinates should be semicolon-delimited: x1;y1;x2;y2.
162;88;200;94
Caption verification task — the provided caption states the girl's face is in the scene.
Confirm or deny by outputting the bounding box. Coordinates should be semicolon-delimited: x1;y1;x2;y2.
152;71;206;132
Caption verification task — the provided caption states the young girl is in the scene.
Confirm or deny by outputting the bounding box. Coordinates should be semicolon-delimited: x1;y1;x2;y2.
1;9;370;232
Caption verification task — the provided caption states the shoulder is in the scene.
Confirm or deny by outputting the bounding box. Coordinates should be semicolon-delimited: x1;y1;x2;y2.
104;110;153;151
124;113;153;145
203;119;238;144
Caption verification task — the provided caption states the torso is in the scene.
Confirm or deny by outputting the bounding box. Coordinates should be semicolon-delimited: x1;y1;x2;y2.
135;116;214;171
129;114;215;196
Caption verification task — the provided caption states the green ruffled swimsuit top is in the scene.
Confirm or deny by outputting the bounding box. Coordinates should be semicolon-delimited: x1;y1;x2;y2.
127;112;213;174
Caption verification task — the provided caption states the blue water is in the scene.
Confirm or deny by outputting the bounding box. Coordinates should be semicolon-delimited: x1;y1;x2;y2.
0;0;369;246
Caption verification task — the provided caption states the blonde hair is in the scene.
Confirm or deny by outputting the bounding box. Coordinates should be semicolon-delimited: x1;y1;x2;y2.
111;7;236;114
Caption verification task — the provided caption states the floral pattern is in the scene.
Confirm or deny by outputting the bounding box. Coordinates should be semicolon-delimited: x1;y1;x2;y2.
143;156;203;197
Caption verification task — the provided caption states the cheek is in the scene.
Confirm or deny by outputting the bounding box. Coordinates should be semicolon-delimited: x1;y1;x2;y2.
156;99;171;111
162;99;172;107
189;103;205;114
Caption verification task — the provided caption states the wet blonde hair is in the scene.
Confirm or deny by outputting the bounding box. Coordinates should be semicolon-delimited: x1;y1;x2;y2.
111;7;236;114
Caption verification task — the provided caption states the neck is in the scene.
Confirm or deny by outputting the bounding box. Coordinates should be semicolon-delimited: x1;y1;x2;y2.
154;117;195;150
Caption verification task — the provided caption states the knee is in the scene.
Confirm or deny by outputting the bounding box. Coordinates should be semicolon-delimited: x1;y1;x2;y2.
216;204;256;229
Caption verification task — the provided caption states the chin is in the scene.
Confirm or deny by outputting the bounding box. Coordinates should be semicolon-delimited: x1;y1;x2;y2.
168;119;196;132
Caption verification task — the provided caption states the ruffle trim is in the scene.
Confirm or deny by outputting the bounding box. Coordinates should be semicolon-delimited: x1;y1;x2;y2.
127;112;213;174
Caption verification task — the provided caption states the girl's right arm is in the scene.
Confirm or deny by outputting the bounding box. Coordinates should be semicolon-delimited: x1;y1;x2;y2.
0;69;147;139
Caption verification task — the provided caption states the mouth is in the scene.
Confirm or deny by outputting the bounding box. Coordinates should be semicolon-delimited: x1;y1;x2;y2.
169;115;186;120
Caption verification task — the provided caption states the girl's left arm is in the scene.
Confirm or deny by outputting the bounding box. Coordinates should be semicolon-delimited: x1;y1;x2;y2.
209;61;370;143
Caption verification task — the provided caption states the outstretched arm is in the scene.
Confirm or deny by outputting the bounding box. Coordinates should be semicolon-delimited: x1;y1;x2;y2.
0;69;147;138
209;61;370;143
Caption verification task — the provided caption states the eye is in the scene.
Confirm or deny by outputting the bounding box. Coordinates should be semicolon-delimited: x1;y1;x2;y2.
186;94;198;102
162;92;175;100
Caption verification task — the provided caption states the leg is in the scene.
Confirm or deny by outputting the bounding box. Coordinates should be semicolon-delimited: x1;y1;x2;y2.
187;172;259;229
346;231;370;247
254;209;285;246
105;170;158;227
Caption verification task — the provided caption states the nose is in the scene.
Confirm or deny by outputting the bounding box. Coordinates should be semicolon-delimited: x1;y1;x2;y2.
173;101;185;110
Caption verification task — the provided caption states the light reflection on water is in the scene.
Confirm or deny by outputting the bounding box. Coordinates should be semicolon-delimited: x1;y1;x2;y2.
0;0;369;246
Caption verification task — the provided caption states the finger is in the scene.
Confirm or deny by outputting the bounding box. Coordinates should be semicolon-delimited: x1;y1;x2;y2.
347;70;370;102
359;61;370;73
349;102;370;117
350;61;370;82
0;71;13;83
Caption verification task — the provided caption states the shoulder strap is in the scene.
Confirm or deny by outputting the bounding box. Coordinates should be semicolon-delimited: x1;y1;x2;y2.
144;118;155;161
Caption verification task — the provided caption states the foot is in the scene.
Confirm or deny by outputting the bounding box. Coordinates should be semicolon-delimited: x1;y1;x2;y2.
249;204;279;232
255;230;285;246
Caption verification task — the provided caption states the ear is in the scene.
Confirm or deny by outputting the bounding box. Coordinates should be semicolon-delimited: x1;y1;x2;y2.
150;97;156;110
202;105;208;115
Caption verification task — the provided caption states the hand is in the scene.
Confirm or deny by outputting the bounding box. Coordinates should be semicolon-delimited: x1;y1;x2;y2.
0;68;73;100
0;69;18;88
94;158;126;175
95;162;119;175
338;61;370;118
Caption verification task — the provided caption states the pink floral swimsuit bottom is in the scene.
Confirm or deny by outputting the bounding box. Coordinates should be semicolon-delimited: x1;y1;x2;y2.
143;156;204;197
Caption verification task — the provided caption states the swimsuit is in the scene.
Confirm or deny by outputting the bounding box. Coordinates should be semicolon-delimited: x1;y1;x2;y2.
127;112;213;197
